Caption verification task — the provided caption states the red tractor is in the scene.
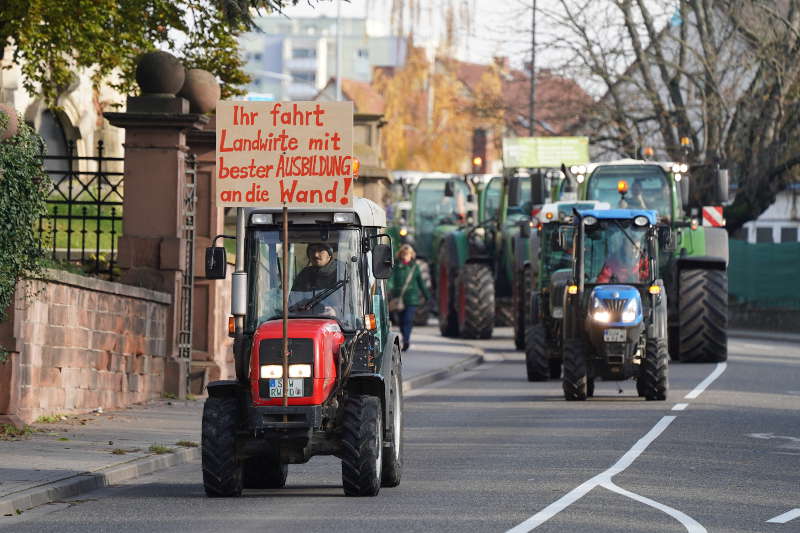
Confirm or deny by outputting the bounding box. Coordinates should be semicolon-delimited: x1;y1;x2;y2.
202;199;403;497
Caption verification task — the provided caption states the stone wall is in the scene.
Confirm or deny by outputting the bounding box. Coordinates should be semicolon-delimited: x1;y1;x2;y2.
0;270;171;425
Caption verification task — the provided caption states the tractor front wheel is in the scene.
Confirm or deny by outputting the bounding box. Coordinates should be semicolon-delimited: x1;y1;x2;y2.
562;339;588;401
201;396;243;497
457;263;495;339
381;355;403;487
525;324;549;382
514;267;532;350
638;338;669;401
678;269;728;363
341;395;383;497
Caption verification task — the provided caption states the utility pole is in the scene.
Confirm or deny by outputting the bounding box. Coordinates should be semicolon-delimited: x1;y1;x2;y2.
529;0;536;136
335;0;342;101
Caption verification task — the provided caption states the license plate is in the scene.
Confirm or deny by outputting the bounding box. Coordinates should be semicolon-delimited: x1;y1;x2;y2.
603;328;626;342
269;378;304;398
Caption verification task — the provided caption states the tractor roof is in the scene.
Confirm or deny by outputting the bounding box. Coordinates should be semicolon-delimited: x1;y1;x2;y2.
245;197;387;228
586;159;680;173
577;208;657;225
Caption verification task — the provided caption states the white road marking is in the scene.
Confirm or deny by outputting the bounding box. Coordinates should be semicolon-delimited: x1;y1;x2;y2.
601;480;706;532
508;360;729;532
747;433;800;444
684;362;727;399
766;508;800;524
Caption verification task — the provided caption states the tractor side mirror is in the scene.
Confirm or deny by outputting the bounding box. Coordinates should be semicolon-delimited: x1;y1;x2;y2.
657;225;675;252
372;244;394;279
444;181;455;197
508;178;522;207
518;219;531;239
205;247;227;279
679;176;690;210
531;171;546;206
716;168;729;204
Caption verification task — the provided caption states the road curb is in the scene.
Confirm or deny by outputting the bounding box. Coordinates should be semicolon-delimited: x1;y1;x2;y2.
0;447;199;516
403;350;485;393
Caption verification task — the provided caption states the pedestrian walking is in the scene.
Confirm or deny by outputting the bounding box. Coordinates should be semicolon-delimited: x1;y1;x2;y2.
388;244;431;351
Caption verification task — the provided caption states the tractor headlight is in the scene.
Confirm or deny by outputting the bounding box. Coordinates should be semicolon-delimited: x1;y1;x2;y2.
288;364;312;378
621;298;639;323
591;297;611;323
260;365;283;379
468;227;487;253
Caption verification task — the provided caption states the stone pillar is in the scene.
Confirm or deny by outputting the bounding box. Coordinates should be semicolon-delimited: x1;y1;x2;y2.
104;52;208;397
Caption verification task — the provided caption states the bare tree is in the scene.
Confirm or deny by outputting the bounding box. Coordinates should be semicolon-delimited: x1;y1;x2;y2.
537;0;800;232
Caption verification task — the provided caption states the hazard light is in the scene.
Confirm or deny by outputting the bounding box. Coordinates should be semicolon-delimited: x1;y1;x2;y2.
617;180;628;194
364;314;377;330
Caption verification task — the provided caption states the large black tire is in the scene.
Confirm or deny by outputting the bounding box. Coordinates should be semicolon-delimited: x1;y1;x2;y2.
562;339;588;401
549;358;562;379
638;338;669;400
437;246;459;337
413;260;432;326
242;456;288;489
495;297;514;327
678;269;728;362
514;268;532;350
457;263;495;339
525;324;549;382
202;397;243;497
381;355;403;487
341;395;383;497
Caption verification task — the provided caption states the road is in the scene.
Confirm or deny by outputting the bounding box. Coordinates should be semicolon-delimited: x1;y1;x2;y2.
3;327;799;533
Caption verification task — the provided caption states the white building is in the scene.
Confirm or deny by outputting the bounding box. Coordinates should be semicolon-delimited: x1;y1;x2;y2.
239;16;406;101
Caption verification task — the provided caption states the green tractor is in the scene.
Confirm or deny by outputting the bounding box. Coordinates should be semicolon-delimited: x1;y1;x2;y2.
522;199;609;381
436;171;531;339
566;159;729;362
559;208;671;401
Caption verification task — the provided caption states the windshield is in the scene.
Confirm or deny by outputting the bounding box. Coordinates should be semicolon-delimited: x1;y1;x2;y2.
413;179;469;256
586;165;671;218
582;220;652;284
540;223;573;286
247;228;363;331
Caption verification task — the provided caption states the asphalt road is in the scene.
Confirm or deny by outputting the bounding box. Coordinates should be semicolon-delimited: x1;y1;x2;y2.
3;328;799;533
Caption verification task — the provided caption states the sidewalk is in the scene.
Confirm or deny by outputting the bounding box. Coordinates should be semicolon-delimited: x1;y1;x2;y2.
0;325;481;516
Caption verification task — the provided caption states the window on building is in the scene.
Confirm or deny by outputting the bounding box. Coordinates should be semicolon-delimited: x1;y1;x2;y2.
292;71;316;84
357;48;369;58
756;227;774;243
780;226;798;242
292;48;316;59
253;53;262;61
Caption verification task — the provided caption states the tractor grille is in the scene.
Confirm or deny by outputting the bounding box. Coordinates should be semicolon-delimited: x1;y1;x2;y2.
257;338;314;399
603;298;628;315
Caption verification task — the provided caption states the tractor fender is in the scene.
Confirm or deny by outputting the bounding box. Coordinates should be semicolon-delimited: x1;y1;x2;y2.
677;256;727;271
443;232;467;270
700;227;729;267
207;380;245;398
647;292;669;341
348;332;401;423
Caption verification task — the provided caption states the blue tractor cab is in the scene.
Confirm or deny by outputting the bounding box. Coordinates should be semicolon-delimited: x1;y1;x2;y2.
559;208;669;400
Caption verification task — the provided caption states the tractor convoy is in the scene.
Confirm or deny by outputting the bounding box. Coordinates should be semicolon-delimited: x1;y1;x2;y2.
203;107;730;496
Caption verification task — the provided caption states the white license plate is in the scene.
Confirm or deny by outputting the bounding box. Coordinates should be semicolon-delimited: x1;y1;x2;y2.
603;328;626;342
269;378;304;398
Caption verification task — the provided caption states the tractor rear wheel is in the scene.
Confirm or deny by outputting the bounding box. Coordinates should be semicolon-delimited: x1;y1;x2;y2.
413;260;432;326
381;357;403;487
562;339;588;401
242;456;288;489
525;324;549;382
514;268;532;350
457;263;495;339
341;395;383;497
437;246;459;337
678;269;728;362
201;397;243;497
638;338;669;400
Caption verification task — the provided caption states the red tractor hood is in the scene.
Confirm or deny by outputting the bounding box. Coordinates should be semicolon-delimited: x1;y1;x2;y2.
250;319;345;406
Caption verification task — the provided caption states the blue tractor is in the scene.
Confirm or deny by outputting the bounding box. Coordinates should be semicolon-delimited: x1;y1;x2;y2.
559;209;671;401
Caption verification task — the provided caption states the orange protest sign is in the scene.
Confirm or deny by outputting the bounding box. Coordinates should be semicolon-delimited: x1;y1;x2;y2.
215;100;354;207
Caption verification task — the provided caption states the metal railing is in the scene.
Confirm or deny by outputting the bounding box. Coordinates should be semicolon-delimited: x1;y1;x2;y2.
38;140;123;280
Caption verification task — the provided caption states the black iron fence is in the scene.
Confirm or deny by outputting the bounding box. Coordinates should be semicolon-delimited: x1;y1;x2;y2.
38;140;124;280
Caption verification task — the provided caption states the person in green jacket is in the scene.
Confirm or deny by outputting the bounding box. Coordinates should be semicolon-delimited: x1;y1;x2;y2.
388;244;431;351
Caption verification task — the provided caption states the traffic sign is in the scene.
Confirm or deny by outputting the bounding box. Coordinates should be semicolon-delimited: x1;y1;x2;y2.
502;136;589;168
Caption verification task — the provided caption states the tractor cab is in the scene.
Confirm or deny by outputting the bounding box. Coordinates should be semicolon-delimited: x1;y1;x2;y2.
201;198;404;498
560;209;669;401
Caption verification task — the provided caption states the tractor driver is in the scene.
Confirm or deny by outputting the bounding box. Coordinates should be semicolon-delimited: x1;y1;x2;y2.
291;243;340;316
629;179;648;209
596;231;649;284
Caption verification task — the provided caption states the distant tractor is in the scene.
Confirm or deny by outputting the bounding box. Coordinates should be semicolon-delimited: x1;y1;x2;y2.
560;208;671;401
437;171;532;339
566;159;729;363
201;199;403;497
523;200;609;381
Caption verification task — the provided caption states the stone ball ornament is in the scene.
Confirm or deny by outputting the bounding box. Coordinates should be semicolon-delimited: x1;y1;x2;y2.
178;69;221;113
0;103;19;141
135;51;186;96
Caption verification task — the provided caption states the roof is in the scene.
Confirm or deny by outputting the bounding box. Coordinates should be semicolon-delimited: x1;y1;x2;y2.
577;209;658;225
245;197;387;228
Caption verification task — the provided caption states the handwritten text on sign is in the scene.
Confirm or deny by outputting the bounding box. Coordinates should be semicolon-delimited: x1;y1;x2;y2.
215;100;354;207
